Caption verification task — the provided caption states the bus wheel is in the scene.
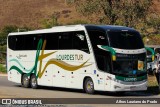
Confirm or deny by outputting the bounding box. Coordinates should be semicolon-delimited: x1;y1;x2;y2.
115;91;125;95
30;75;38;89
152;69;156;75
84;78;94;94
22;74;30;88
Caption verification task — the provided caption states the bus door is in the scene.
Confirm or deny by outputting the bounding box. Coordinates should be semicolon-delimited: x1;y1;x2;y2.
94;55;111;91
87;30;111;91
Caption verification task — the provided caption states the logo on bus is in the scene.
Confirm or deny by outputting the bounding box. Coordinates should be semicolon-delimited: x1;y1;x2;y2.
124;78;137;82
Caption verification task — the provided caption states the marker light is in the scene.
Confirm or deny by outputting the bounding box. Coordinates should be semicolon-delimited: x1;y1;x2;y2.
152;55;155;61
112;55;116;61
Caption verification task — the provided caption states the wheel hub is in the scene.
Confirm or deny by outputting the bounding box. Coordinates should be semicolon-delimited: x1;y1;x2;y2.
31;78;36;86
87;81;93;91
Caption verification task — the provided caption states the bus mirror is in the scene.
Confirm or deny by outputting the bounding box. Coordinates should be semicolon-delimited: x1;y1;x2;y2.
145;47;155;61
100;45;116;61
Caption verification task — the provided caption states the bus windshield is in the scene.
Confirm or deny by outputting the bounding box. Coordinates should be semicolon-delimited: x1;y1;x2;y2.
112;59;146;76
108;31;144;49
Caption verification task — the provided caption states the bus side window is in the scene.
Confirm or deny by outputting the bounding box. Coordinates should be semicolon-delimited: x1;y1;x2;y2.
15;36;25;50
33;34;44;50
45;33;59;50
24;35;34;50
8;36;16;50
72;31;89;53
95;55;110;72
87;30;109;49
59;32;72;49
87;30;111;73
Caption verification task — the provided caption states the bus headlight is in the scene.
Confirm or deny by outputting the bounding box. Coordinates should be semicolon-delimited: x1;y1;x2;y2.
114;85;121;89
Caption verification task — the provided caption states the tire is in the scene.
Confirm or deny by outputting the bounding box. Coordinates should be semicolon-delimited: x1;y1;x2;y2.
115;91;125;95
152;69;156;75
22;74;30;88
30;75;38;89
84;78;94;94
147;68;152;75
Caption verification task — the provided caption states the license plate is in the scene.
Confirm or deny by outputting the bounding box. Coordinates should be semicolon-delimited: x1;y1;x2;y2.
130;86;136;90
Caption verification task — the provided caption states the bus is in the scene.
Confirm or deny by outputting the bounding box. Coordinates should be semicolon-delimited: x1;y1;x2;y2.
7;25;148;94
146;45;160;75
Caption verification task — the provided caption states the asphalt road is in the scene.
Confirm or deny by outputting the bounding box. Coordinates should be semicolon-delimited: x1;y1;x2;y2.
0;75;160;107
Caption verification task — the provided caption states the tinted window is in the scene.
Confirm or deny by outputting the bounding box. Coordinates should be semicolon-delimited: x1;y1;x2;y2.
108;31;144;49
8;36;16;50
15;35;25;50
112;59;146;76
59;32;72;49
57;31;89;52
24;35;34;50
73;31;89;53
87;30;111;72
87;30;109;50
33;34;44;50
45;33;58;50
8;31;89;52
8;34;44;50
95;55;110;72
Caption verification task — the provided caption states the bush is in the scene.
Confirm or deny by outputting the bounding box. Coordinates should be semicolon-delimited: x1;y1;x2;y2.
0;64;6;73
0;45;6;52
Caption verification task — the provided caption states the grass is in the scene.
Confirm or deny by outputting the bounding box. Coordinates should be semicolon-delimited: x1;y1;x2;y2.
0;64;7;73
147;75;159;94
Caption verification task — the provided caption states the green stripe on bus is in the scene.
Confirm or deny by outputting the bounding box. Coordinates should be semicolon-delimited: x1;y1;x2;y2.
101;46;116;55
115;75;147;82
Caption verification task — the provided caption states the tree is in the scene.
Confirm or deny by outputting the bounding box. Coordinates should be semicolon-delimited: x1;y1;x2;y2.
0;25;18;46
0;25;32;46
146;16;160;34
120;0;153;27
1;25;18;34
42;12;60;28
74;0;153;26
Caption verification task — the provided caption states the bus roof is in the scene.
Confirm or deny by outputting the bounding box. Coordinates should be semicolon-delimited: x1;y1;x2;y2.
85;25;136;32
8;24;137;36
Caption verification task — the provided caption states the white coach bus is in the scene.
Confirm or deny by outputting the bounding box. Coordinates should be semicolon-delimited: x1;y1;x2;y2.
7;25;148;94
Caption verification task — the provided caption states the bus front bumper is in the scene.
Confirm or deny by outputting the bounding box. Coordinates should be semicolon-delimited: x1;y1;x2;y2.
109;80;148;92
